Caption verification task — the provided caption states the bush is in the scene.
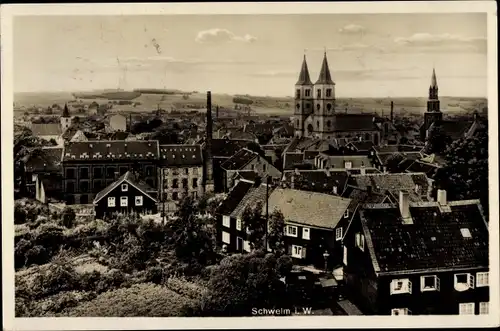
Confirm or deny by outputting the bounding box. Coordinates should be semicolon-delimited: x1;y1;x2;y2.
14;204;27;224
64;283;194;317
25;245;50;267
30;263;79;299
15;238;33;269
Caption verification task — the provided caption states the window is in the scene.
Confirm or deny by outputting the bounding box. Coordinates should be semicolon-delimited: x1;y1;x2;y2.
66;168;75;179
296;103;300;110
292;245;305;259
172;192;178;200
317;89;321;98
355;233;365;251
459;303;474;315
185;168;189;175
120;196;128;207
263;164;267;172
182;178;188;188
285;225;298;237
316;104;321;111
79;167;89;179
192;178;198;188
80;181;89;193
420;275;440;292
172;179;178;188
344;210;350;218
243;240;251;252
236;237;243;251
344;161;353;169
236;218;242;231
93;167;103;178
391;308;411;316
251;164;255;171
477;272;489;287
326;89;332;97
296;89;300;99
336;227;343;241
107;197;116;207
305;89;311;97
455;273;474;291
135;196;143;206
222;216;231;228
479;302;489;315
222;231;230;244
343;246;348;266
302;228;310;240
460;228;472;238
390;279;412;295
121;183;128;192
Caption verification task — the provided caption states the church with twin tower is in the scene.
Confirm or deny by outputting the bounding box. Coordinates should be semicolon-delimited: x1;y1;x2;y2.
293;52;382;143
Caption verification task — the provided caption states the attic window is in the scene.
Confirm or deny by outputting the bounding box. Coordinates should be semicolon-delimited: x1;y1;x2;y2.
460;228;472;238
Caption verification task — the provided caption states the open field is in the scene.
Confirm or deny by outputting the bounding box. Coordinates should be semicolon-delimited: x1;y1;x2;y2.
14;90;487;117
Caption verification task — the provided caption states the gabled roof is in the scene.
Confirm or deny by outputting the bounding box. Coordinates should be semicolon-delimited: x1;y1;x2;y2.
265;188;351;230
317;154;373;169
231;184;271;219
296;55;313;86
211;139;262;158
217;179;254;216
346;140;375;152
281;169;349;195
283;152;305;170
221;148;261;171
159;144;203;167
360;200;488;275
373;144;424;154
405;160;441;177
30;123;62;137
93;171;157;204
315;52;334;85
63;140;159;162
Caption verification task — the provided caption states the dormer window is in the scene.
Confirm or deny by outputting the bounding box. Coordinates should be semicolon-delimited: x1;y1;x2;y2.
344;161;352;169
421;275;440;292
390;279;412;295
121;183;128;192
344;210;350;218
460;228;472;238
454;273;474;291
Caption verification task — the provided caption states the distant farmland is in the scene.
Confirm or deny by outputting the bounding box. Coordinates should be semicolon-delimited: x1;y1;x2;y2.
72;91;141;100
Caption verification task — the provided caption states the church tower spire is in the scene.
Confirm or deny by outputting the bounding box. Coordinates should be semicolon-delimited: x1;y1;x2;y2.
422;68;443;141
315;51;334;85
296;54;313;86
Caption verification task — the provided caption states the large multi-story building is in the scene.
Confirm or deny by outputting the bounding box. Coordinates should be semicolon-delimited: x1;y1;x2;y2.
61;140;159;204
158;144;204;212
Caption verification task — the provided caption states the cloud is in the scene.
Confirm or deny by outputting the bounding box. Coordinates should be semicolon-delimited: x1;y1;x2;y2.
394;33;486;53
195;28;257;44
339;24;366;34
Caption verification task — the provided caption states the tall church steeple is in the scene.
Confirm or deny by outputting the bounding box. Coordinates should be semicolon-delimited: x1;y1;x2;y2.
312;51;336;139
422;68;443;141
315;52;334;85
294;54;314;137
60;103;72;132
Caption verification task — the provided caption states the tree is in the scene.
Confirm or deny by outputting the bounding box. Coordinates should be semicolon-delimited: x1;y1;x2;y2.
241;202;265;251
61;207;76;228
267;209;285;254
166;196;217;265
435;128;488;214
425;124;451;154
198;251;290;316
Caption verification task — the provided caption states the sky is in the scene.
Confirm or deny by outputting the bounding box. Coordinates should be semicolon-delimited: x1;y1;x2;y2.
13;13;487;97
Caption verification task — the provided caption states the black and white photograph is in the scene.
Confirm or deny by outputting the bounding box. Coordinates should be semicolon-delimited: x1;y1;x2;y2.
1;2;498;329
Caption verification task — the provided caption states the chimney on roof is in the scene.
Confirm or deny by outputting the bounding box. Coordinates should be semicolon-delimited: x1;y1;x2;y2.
390;101;394;123
399;190;413;224
437;189;447;206
360;163;366;176
294;168;300;176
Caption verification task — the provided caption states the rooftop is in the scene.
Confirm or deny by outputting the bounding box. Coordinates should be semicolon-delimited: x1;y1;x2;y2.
217;179;255;216
221;148;260;171
93;171;157;204
231;184;271;219
265;188;352;229
63;140;159;162
30;123;62;137
159;144;203;167
282;169;349;195
360;200;488;275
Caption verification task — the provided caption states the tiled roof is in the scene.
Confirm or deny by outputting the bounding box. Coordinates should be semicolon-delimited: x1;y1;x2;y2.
360;200;489;274
405;160;440;177
23;147;63;172
347;141;375;152
159;144;203;167
30;123;62;137
217;180;254;216
211;139;261;158
376;151;423;166
63;140;159;162
265;188;352;229
244;123;279;135
348;172;430;202
232;170;260;182
331;114;379;132
230;184;271;219
221;148;259;170
317;154;373;169
93;171;157;204
283;153;305;170
374;144;424;154
441;120;474;140
281;169;348;195
342;185;389;212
